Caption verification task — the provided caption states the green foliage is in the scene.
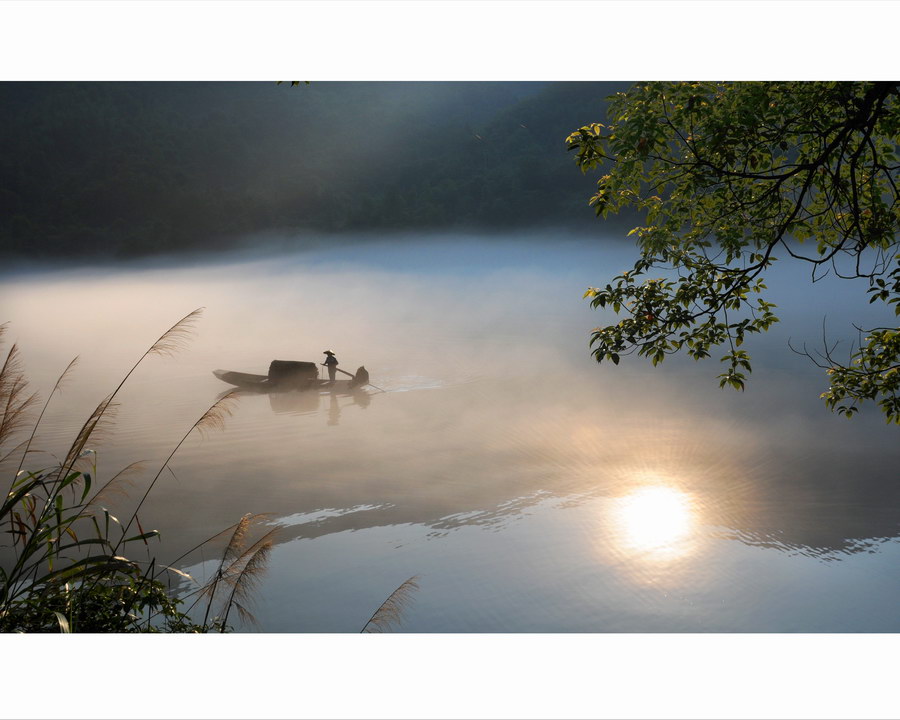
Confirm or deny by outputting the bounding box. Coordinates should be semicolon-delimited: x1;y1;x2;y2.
568;82;900;422
0;464;229;633
0;316;268;632
1;316;418;633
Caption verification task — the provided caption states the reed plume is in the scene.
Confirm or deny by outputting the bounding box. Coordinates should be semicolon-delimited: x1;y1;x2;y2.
11;355;78;475
164;514;263;572
220;513;255;567
113;389;239;554
54;308;203;487
0;335;39;452
192;390;238;438
55;310;210;603
143;308;204;359
0;311;282;633
194;513;257;617
58;395;118;479
219;539;274;630
86;461;145;508
193;513;279;629
361;575;421;633
220;530;279;591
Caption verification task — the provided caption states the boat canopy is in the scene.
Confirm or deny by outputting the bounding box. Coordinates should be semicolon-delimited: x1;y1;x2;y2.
268;360;318;382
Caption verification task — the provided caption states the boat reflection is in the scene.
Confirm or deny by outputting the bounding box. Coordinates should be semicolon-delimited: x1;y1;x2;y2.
219;385;374;423
271;387;371;417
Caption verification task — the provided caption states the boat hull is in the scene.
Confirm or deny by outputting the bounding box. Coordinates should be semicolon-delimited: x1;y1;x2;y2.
213;369;358;393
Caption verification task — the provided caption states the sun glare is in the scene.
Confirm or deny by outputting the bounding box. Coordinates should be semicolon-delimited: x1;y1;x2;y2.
613;486;695;557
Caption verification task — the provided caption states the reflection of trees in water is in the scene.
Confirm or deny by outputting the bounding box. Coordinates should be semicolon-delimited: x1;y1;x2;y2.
302;452;897;563
236;443;900;562
715;529;897;560
707;453;900;560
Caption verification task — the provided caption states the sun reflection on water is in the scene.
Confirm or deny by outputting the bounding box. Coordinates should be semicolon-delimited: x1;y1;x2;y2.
612;485;696;559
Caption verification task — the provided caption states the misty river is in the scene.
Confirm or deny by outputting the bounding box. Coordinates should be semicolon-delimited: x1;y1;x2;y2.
2;233;899;631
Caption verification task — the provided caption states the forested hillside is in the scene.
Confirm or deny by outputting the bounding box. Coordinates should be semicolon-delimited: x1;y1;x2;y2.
0;81;627;258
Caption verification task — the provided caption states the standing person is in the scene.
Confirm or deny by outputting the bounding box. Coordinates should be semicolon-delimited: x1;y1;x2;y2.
322;350;338;383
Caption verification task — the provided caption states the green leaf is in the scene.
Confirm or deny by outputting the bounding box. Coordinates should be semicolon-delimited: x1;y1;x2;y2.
124;531;160;544
575;80;900;422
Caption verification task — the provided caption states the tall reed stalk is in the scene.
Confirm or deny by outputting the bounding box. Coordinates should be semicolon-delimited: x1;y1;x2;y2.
0;312;272;632
0;314;419;632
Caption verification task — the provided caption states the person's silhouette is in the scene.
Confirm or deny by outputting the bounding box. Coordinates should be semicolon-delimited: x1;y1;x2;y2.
350;365;369;389
322;350;338;383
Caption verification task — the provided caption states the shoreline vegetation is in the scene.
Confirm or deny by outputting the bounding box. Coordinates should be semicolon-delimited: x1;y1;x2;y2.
0;309;273;632
0;311;418;632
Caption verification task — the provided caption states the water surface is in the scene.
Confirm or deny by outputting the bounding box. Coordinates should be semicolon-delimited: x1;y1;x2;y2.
2;234;898;631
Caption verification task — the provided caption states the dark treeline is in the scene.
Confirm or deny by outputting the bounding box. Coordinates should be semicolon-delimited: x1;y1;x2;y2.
0;81;629;260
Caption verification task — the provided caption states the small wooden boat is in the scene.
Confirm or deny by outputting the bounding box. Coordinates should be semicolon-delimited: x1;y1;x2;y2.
213;359;367;394
213;369;278;391
213;369;360;393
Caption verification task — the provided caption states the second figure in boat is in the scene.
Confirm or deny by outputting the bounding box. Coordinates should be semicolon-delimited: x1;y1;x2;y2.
350;365;369;389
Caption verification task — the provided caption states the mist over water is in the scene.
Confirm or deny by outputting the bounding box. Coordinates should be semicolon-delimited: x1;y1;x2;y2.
2;232;899;631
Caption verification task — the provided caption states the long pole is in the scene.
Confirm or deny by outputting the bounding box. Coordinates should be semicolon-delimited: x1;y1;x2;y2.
334;367;386;393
